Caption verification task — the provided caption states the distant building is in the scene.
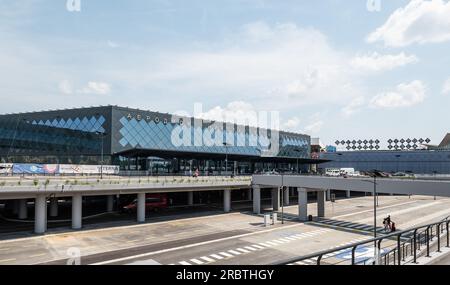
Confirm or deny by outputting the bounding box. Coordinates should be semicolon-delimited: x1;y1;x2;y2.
319;134;450;174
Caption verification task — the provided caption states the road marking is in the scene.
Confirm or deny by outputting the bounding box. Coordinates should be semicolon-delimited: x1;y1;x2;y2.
91;219;307;265
228;250;241;255
179;261;191;265
200;256;215;263
244;246;258;251
219;252;233;258
236;248;250;253
251;244;265;249
0;248;10;251
29;253;46;258
331;200;418;220
278;238;292;242
0;258;16;263
210;254;224;260
127;240;139;243
259;242;273;247
91;199;435;265
190;258;204;265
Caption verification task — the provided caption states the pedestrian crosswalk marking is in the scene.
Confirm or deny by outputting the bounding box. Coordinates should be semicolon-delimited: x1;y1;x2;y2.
200;256;215;263
172;228;334;265
219;252;233;258
179;261;191;265
228;249;241;255
190;258;204;265
244;246;258;251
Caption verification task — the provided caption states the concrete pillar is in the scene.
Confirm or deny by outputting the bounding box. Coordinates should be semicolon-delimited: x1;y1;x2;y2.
317;191;325;218
188;191;194;206
253;185;261;214
283;187;289;206
272;188;280;211
346;190;351;198
298;188;308;222
34;195;47;234
223;189;231;212
326;190;331;201
18;199;28;220
12;200;19;215
247;189;252;201
137;193;146;223
72;194;82;230
107;195;114;212
50;197;58;217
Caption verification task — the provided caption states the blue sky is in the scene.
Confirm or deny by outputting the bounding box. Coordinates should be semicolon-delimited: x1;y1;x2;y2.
1;0;450;146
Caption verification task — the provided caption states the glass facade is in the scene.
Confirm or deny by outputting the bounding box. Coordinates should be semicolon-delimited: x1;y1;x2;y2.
0;106;312;173
320;150;450;174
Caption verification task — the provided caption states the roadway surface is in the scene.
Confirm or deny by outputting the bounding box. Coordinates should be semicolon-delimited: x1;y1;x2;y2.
0;195;449;265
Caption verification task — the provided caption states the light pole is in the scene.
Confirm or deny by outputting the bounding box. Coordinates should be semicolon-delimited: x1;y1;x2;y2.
362;170;381;264
281;172;285;224
223;142;229;176
293;149;301;174
96;131;106;179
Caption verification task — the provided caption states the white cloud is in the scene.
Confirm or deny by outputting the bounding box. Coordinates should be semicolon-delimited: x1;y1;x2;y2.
304;120;324;134
59;80;73;95
351;52;418;72
282;116;301;131
107;40;119;48
367;0;450;47
442;77;450;94
78;81;111;95
341;96;365;116
128;21;363;111
370;80;426;109
196;101;261;127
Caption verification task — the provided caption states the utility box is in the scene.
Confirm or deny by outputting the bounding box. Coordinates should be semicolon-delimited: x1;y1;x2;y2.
272;213;278;224
308;215;313;221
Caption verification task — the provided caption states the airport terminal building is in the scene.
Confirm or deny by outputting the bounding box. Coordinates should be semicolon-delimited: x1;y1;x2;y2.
319;135;450;174
0;106;317;174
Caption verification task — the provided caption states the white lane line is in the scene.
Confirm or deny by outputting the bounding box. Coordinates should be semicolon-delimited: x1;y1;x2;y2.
190;258;204;265
259;242;273;247
179;261;191;265
228;250;241;255
91;218;307;265
244;246;258;251
236;248;250;253
219;252;233;258
200;256;215;263
278;238;292;242
270;240;284;245
210;254;224;260
284;237;297;241
252;244;265;249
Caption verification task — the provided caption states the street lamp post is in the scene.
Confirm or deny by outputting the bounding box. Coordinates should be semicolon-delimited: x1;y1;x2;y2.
223;142;229;176
293;149;301;174
362;170;380;264
281;173;285;224
96;131;106;179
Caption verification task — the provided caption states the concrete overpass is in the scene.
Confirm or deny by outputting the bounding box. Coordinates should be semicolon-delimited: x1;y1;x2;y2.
252;175;450;222
0;176;251;234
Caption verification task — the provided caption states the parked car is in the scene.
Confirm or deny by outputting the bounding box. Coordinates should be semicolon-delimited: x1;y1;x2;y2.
122;193;168;213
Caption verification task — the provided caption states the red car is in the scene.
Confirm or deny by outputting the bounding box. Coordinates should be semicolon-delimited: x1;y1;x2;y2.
122;193;168;213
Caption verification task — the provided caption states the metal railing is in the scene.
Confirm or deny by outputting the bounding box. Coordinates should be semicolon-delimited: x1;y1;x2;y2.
275;216;450;265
